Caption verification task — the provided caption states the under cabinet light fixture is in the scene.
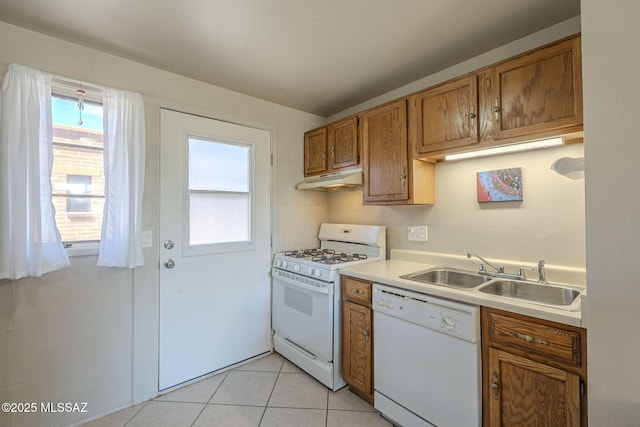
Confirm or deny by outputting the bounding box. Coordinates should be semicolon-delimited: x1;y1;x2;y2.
444;137;565;161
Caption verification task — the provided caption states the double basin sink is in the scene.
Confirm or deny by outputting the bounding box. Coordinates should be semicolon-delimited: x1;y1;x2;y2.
400;267;581;309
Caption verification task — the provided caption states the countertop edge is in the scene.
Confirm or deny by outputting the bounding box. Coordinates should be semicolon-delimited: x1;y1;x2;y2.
339;259;583;328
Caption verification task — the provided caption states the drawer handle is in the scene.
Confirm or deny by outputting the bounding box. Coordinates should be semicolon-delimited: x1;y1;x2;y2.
350;288;365;294
512;331;549;346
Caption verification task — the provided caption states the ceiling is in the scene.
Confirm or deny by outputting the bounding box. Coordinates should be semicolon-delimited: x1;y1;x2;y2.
0;0;580;117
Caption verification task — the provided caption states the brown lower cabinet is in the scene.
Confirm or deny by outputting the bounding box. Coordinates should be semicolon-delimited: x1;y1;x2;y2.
482;307;587;426
341;276;374;404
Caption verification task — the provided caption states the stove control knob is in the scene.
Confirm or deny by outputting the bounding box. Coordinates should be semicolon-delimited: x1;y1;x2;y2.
281;261;288;269
275;259;282;268
314;269;322;278
293;264;301;272
308;267;315;276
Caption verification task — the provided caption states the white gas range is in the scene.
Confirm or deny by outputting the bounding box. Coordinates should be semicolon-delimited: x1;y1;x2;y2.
271;223;386;391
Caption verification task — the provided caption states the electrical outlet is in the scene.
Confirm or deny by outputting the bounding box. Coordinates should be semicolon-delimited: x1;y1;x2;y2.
408;226;428;242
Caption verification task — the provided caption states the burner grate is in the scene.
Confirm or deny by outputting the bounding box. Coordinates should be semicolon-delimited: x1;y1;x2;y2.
285;248;335;258
311;253;368;265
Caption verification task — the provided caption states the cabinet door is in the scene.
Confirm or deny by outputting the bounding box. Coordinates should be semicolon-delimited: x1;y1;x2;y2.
342;300;373;400
362;99;409;203
492;36;583;140
411;74;480;154
329;116;359;170
304;127;328;175
488;348;581;427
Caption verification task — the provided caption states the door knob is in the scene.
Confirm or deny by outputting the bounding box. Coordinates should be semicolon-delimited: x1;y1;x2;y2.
164;259;175;269
164;240;175;250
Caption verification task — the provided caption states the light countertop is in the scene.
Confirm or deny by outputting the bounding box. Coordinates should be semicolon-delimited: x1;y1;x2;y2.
339;253;585;327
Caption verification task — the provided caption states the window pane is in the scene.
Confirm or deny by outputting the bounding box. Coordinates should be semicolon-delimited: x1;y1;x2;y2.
51;146;104;196
188;137;250;192
53;196;105;242
189;193;250;245
52;96;104;133
67;197;91;213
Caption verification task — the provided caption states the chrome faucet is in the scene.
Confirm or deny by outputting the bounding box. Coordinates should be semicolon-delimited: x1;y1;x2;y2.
466;253;504;274
537;259;548;283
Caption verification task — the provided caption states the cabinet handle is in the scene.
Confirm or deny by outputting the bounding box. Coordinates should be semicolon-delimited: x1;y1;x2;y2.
493;99;501;121
322;149;326;159
512;331;550;346
350;288;365;294
330;146;335;157
364;325;369;342
469;105;476;122
490;372;499;400
400;168;406;187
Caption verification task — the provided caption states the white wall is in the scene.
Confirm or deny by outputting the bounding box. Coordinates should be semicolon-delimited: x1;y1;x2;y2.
581;0;640;424
0;21;326;427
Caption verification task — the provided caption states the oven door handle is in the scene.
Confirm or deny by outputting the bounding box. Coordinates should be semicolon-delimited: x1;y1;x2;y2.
273;270;331;295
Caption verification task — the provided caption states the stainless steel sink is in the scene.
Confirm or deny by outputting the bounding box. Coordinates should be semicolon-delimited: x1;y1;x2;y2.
400;267;492;289
478;280;580;306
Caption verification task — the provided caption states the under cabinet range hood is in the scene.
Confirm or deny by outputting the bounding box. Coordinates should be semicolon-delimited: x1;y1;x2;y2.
296;168;363;191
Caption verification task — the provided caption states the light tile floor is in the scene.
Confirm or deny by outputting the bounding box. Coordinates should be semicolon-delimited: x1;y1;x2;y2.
83;353;393;427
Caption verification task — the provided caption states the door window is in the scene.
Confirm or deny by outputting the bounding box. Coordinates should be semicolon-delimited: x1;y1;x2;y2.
187;136;253;249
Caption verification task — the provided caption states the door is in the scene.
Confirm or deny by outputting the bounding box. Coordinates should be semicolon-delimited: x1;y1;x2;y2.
271;270;333;361
303;127;328;175
342;300;372;397
410;74;480;154
374;310;481;427
328;116;359;170
488;348;581;426
362;99;409;204
159;109;272;391
492;36;583;140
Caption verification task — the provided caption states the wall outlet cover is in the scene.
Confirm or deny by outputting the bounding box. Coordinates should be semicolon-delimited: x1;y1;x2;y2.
408;226;428;242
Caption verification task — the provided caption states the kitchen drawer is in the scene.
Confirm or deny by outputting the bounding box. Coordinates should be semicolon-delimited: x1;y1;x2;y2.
342;276;372;304
484;309;583;368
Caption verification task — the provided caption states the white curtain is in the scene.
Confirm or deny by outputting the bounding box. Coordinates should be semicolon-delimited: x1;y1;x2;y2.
97;88;146;267
0;64;70;280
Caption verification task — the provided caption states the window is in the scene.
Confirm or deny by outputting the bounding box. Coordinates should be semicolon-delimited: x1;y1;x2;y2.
50;93;105;244
0;64;146;277
188;136;253;246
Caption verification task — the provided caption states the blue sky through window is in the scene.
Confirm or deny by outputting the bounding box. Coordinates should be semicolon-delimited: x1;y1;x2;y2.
52;96;103;130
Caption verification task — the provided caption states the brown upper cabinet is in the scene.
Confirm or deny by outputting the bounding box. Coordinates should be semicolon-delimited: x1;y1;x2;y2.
328;116;359;170
492;36;583;141
303;115;359;176
361;100;409;203
303;127;328;175
361;99;434;205
410;74;480;154
410;34;583;157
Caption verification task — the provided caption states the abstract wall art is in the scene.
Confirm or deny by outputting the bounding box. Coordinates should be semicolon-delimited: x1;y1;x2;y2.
476;167;523;203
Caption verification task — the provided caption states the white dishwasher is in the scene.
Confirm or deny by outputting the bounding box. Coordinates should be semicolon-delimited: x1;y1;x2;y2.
372;284;481;427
